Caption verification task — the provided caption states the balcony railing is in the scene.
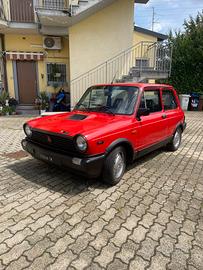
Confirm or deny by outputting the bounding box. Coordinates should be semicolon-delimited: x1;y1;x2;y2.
0;0;9;21
35;0;71;11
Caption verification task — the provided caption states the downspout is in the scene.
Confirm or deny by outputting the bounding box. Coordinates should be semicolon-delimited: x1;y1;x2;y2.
0;33;8;92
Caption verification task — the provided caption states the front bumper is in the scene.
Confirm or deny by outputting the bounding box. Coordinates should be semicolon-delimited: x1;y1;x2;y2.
21;139;105;178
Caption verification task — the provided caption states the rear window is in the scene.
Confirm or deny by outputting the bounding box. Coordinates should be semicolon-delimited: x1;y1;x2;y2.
162;90;177;110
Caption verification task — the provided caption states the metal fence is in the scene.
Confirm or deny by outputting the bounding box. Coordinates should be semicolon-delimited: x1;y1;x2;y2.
35;0;70;10
0;0;8;20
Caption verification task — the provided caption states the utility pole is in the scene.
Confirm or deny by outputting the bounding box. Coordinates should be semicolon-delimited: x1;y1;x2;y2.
152;7;155;31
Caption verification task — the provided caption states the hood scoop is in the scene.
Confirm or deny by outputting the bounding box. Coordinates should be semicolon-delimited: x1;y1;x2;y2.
68;114;88;121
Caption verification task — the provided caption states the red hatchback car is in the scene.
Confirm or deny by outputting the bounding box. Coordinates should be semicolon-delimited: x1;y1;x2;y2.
22;83;186;185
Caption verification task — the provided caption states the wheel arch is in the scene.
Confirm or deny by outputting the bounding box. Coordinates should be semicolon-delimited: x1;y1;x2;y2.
105;139;135;164
174;122;184;134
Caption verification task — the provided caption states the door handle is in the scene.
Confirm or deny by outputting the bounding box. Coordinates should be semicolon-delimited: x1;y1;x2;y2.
162;114;167;119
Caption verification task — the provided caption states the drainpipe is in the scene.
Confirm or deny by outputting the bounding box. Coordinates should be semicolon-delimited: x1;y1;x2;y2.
0;34;8;92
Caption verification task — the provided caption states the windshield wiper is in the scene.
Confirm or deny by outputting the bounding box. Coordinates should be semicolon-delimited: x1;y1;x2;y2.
97;106;115;116
75;103;90;112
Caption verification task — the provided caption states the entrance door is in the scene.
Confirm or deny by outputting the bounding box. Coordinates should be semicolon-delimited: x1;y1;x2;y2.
16;61;37;105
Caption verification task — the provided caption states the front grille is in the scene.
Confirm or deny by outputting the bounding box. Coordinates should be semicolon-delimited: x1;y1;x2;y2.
30;129;78;155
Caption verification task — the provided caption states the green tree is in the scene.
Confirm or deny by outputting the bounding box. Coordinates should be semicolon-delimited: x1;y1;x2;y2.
163;11;203;94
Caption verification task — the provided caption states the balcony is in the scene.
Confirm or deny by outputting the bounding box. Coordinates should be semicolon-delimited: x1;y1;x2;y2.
35;0;71;28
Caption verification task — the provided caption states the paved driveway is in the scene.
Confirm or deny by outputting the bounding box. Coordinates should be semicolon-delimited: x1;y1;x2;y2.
0;112;203;270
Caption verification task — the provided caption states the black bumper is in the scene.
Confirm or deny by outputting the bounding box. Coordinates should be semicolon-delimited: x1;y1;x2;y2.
21;139;105;178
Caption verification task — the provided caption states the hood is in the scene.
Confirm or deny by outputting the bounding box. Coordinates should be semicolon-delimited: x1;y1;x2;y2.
28;111;132;139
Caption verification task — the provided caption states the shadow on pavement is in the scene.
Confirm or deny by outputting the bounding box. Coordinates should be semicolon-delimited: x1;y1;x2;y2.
6;147;166;195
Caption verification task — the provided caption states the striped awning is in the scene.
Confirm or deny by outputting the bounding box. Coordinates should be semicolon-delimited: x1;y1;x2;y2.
5;51;44;61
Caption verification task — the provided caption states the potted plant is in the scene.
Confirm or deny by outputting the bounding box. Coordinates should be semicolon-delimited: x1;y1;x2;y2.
8;97;18;112
0;90;9;107
37;91;50;114
2;106;14;116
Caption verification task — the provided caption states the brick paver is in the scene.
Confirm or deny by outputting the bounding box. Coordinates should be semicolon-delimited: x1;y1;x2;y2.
0;112;203;270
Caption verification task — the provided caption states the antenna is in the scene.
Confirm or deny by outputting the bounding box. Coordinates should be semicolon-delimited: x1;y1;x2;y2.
152;7;155;31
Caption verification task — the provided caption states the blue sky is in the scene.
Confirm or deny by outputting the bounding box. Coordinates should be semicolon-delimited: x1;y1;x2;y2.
134;0;203;34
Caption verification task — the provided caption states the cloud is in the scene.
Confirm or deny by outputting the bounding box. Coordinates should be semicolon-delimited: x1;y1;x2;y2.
134;0;202;34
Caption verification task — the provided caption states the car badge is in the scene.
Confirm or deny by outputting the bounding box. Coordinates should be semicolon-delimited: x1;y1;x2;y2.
47;136;52;143
61;130;68;134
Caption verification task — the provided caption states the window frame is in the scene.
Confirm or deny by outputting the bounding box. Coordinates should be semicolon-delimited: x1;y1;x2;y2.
46;62;67;86
162;88;178;111
139;88;163;114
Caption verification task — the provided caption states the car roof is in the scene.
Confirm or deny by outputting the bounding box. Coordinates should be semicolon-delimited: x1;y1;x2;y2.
95;83;173;89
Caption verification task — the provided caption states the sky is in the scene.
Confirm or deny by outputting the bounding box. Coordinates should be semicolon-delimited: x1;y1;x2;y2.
134;0;203;34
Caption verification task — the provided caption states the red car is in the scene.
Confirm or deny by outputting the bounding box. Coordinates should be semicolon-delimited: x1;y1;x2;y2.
22;83;186;185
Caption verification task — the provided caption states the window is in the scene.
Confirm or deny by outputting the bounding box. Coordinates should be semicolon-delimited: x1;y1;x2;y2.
162;90;177;110
47;63;67;86
139;90;162;113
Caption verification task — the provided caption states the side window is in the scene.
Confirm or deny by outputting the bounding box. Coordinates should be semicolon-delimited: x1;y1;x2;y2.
162;90;177;110
139;90;162;113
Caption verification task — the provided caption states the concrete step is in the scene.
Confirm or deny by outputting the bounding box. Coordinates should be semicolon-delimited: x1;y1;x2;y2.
16;105;40;115
16;110;40;116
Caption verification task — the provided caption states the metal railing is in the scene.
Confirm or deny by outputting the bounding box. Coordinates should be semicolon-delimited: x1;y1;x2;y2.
70;41;172;105
0;0;9;21
35;0;71;11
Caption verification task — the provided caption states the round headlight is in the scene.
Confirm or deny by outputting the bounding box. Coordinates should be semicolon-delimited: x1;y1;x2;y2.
24;124;32;137
75;135;87;152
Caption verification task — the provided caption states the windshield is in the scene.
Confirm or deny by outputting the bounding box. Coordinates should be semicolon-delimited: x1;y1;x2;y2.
74;86;139;115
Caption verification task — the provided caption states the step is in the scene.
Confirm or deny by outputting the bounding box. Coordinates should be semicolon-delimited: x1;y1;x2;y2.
16;109;40;116
17;105;36;110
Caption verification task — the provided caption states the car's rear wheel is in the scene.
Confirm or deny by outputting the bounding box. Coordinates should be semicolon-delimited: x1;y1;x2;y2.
102;146;126;186
167;127;182;151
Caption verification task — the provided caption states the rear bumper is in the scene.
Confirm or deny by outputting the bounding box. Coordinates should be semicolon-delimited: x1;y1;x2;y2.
21;139;105;178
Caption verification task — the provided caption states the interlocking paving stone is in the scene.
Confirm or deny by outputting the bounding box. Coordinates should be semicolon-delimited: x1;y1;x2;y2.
0;112;203;269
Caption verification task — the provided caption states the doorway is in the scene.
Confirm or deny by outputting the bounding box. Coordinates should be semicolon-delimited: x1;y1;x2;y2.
16;61;37;105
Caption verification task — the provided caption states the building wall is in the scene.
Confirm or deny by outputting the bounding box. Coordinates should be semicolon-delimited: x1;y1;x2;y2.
69;0;134;105
4;34;70;99
133;30;158;45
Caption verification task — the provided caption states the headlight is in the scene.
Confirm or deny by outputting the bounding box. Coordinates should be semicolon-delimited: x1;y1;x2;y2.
75;135;88;152
24;124;32;137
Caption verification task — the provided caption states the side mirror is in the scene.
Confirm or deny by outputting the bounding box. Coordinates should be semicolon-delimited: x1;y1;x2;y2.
137;108;150;121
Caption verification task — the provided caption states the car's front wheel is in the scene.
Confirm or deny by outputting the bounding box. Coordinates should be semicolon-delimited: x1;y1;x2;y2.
102;146;126;186
167;127;182;151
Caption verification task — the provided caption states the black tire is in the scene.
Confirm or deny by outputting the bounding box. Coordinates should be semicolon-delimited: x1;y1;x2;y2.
102;146;126;186
167;127;182;151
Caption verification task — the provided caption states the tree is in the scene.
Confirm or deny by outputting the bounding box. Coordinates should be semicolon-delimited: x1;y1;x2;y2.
163;11;203;94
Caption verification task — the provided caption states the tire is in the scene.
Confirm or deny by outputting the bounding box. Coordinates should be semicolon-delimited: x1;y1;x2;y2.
167;127;182;151
102;146;126;186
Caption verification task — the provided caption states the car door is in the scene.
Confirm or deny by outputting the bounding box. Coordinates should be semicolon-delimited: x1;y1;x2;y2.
136;88;168;151
161;88;180;137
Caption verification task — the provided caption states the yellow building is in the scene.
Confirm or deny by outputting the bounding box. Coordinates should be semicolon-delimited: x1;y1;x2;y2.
0;0;171;111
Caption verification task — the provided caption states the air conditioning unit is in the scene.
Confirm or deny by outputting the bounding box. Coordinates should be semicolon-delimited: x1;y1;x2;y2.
43;36;62;50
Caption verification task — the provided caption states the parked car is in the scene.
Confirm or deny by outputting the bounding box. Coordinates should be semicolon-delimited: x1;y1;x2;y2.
22;83;186;185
